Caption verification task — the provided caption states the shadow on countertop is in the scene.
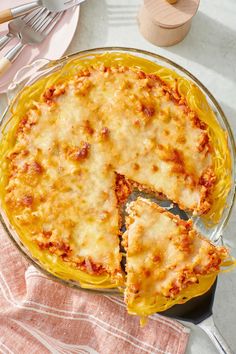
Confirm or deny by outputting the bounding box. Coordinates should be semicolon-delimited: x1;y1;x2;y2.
219;101;236;132
166;11;236;82
107;3;139;27
68;0;108;50
67;1;140;52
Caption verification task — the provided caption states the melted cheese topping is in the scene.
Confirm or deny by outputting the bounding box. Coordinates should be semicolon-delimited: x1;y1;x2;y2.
124;198;228;316
4;88;123;286
0;59;228;288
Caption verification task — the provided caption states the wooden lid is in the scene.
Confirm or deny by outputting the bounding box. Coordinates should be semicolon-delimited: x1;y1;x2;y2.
144;0;200;28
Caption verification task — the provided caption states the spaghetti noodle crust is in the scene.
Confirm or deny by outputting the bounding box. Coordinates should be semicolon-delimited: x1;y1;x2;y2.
0;52;232;289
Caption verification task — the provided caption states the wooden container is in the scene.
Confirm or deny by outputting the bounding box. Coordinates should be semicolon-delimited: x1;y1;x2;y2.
138;0;200;47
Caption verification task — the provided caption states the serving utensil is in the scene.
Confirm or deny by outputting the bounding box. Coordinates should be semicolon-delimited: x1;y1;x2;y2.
121;190;233;354
0;9;63;77
157;201;233;354
0;9;42;51
0;0;85;24
163;281;232;354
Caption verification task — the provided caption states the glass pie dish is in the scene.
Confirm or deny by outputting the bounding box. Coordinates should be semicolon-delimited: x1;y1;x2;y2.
0;47;235;295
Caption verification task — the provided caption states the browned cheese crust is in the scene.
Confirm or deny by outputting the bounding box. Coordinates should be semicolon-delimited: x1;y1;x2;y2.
5;64;215;279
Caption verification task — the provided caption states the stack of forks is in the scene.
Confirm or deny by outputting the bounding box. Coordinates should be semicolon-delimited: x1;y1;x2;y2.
0;0;85;77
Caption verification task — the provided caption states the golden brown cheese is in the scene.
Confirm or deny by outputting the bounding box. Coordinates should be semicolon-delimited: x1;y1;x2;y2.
124;197;228;316
4;65;215;285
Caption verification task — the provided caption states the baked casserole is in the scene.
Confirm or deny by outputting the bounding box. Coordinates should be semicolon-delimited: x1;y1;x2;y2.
0;51;234;319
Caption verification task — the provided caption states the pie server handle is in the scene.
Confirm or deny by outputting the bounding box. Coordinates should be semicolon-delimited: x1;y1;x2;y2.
198;315;233;354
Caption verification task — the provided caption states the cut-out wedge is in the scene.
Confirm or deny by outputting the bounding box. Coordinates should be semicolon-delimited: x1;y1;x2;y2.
123;197;229;318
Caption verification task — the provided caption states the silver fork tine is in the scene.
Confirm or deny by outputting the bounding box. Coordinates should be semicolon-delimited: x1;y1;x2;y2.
34;12;56;32
23;8;43;25
44;13;63;34
0;8;43;51
32;11;55;32
37;13;63;34
0;8;63;77
28;9;50;29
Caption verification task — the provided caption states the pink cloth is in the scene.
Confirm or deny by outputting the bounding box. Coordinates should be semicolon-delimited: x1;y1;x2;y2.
0;226;190;354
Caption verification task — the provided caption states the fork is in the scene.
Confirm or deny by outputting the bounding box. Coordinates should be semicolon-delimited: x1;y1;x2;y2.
0;0;85;24
0;9;42;51
0;9;63;77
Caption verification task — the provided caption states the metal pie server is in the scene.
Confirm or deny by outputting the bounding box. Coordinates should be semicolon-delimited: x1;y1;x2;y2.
157;201;233;354
123;193;233;354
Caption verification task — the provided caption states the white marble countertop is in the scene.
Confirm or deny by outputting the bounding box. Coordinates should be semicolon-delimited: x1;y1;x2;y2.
1;0;236;353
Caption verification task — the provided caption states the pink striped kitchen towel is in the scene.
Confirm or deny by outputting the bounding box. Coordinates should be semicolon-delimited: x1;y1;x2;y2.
0;225;190;354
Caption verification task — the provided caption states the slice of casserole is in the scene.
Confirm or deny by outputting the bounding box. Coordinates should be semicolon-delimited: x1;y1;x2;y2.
123;197;228;317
